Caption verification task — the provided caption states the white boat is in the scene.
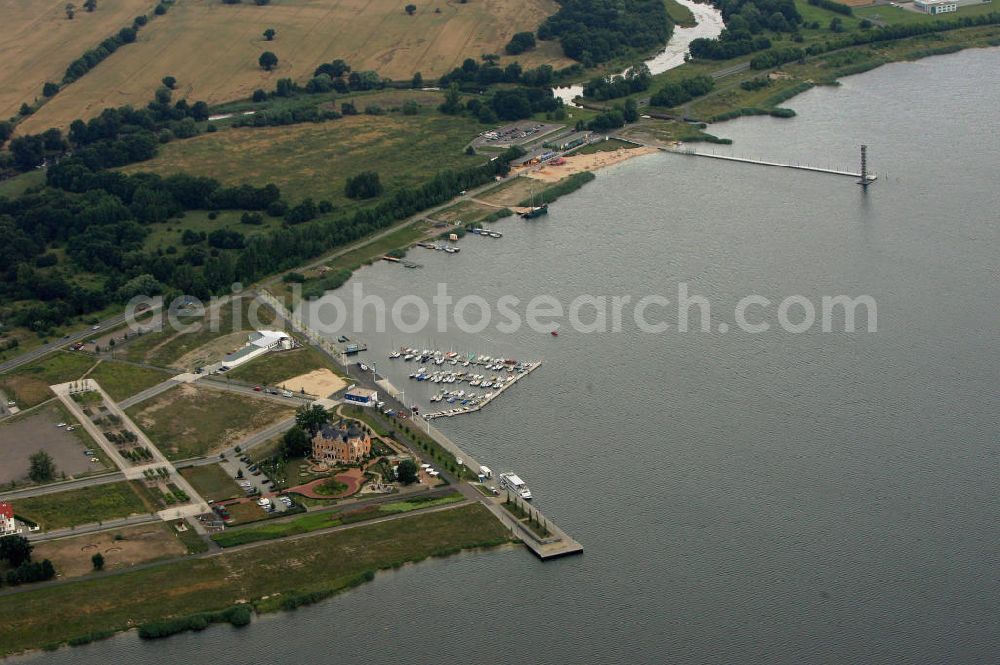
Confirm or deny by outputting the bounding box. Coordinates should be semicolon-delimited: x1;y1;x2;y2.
404;354;414;361
498;472;532;500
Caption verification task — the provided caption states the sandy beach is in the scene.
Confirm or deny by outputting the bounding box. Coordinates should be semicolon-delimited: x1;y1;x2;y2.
522;146;660;183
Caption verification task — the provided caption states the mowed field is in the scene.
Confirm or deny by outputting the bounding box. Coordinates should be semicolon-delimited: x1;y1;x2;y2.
121;112;485;204
0;0;153;120
21;0;569;132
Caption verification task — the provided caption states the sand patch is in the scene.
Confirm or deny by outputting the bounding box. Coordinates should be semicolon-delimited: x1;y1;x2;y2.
279;369;346;398
524;147;660;183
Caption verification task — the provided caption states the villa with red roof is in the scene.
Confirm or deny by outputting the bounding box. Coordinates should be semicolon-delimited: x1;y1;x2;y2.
0;502;20;536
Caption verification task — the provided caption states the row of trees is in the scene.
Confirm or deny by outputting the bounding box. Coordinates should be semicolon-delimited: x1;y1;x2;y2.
649;74;715;108
582;64;652;101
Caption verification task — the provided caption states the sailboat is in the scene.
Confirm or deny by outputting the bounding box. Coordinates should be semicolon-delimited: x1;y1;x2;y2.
520;184;548;219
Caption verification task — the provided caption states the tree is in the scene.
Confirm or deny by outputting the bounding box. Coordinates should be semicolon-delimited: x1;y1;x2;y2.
281;426;312;459
92;552;105;570
295;404;330;435
623;97;639;123
396;459;418;485
405;4;416;15
344;171;383;200
28;451;56;483
66;3;75;19
505;31;536;55
161;76;176;89
42;82;59;97
439;82;462;115
84;0;97;11
258;51;278;71
263;27;276;41
411;71;423;89
0;535;33;568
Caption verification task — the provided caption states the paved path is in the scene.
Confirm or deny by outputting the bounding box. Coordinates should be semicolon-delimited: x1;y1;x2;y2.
25;514;160;543
0;472;125;501
118;378;179;409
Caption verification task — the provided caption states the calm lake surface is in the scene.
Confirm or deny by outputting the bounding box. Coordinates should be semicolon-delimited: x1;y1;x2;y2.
17;48;1000;665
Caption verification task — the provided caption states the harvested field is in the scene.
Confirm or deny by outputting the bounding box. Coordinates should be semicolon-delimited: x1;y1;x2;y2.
125;383;295;460
279;369;346;398
21;0;569;131
0;0;154;121
0;404;105;485
32;523;185;578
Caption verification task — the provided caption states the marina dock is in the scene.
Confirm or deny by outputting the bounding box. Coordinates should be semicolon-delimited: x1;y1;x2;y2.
388;347;541;419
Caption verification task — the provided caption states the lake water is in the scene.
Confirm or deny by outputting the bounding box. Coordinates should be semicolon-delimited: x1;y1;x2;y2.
15;48;1000;665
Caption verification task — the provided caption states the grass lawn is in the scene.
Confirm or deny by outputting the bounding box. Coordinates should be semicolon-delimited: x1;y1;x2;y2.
0;352;97;408
0;503;508;656
212;491;465;547
168;520;210;554
226;344;341;386
126;384;295;460
179;464;244;503
573;138;643;154
0;170;46;198
119;297;275;369
86;360;170;403
121;114;486;206
14;482;149;531
664;0;697;27
142;209;286;254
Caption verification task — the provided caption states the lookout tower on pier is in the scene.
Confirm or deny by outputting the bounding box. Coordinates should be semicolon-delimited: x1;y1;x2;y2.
858;145;876;187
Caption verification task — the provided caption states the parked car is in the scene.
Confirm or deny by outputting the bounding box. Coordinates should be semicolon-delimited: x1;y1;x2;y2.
253;385;262;392
282;390;293;398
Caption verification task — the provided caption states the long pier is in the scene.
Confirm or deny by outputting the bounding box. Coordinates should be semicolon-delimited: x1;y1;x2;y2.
665;147;878;181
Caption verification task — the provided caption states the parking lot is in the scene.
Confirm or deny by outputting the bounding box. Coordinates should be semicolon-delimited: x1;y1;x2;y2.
472;121;564;148
0;406;107;484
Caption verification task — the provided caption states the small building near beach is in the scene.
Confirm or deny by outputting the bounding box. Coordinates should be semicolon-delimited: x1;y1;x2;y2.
343;386;378;407
312;422;372;464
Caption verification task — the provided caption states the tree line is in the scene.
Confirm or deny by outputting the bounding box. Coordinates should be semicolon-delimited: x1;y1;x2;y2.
538;0;673;67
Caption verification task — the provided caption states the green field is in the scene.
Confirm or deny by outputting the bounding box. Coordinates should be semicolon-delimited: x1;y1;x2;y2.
86;360;170;403
126;384;294;460
664;0;697;27
0;503;508;656
122;114;485;207
179;464;244;503
226;344;341;386
14;482;149;531
212;492;466;547
119;297;275;369
0;352;97;408
0;171;46;198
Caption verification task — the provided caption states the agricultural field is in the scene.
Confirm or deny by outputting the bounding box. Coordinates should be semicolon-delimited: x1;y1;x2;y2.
20;0;569;132
13;482;149;531
121;113;485;205
0;0;153;121
125;383;295;460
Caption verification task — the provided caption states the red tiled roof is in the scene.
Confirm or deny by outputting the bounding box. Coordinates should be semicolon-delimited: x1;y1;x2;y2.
0;502;13;519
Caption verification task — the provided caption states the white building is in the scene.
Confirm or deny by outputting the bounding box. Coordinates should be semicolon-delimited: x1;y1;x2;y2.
222;330;293;368
914;0;988;12
0;502;21;536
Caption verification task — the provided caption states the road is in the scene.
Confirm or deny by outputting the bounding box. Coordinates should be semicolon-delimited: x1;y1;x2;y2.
0;472;126;501
0;305;161;375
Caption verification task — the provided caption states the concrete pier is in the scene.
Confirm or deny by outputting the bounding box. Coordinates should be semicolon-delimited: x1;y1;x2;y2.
666;147;878;180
